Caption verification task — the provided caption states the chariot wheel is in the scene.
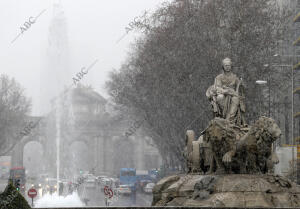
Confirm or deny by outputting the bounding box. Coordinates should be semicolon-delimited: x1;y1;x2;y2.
192;141;201;172
186;130;195;154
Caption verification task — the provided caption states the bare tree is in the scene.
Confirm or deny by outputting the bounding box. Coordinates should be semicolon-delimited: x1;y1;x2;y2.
107;0;291;168
0;75;31;155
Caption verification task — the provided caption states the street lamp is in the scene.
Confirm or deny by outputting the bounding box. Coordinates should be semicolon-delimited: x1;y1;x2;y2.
255;79;270;117
256;80;267;85
271;54;295;141
256;63;272;117
272;54;297;179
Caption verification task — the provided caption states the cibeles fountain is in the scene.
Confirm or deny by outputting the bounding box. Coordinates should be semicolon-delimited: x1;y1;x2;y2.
152;58;300;207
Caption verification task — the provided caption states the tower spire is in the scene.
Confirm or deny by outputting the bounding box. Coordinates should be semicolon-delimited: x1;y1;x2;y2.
39;0;69;114
53;0;63;17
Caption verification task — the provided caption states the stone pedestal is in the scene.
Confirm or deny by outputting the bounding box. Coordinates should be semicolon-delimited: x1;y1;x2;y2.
152;174;300;207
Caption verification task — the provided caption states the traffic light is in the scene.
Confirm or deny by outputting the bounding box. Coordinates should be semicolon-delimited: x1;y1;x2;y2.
15;179;20;191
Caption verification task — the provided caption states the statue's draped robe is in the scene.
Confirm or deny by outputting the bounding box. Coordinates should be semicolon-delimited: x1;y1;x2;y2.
209;72;246;126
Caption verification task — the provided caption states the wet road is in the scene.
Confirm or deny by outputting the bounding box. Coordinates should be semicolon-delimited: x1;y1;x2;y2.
1;179;153;207
78;184;152;207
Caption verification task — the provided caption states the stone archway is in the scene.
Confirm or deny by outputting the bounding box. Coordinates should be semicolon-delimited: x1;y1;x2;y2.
11;136;47;169
23;141;44;177
68;140;90;176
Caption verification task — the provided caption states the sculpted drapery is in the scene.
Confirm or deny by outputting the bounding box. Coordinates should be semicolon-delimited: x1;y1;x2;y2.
206;58;246;126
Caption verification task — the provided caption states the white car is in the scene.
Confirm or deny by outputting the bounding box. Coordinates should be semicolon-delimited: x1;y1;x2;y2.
85;174;96;188
85;181;96;188
101;177;112;186
143;183;155;193
86;174;96;180
118;185;131;195
96;176;107;182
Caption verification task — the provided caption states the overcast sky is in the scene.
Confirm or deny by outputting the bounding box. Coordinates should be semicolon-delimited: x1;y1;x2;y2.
0;0;169;115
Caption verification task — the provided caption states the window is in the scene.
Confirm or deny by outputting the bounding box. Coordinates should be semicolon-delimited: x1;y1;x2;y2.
121;171;135;176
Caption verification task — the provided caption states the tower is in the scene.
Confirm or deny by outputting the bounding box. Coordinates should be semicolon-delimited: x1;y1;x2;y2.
40;0;70;114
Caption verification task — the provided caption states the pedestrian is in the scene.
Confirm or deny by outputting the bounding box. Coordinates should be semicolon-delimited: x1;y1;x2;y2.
83;198;90;206
68;182;73;194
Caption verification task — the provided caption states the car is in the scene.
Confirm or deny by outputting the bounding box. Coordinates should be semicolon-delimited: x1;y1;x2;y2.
143;183;155;193
95;176;105;185
85;181;96;188
101;177;112;186
30;182;42;189
111;178;120;188
86;174;96;179
117;184;131;195
85;174;96;188
96;175;107;180
37;174;49;187
109;178;119;187
45;178;57;194
139;179;152;190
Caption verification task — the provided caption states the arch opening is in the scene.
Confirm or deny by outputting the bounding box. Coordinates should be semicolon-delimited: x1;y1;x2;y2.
23;141;44;177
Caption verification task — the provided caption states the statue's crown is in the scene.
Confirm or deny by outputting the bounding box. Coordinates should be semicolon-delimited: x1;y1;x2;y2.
222;58;232;66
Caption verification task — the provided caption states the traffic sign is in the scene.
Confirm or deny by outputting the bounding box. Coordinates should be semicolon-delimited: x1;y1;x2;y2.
104;186;113;198
27;188;37;198
107;189;113;198
104;186;109;195
28;188;37;207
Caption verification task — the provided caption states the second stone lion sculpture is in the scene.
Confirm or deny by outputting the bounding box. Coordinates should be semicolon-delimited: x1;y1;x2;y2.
185;116;281;174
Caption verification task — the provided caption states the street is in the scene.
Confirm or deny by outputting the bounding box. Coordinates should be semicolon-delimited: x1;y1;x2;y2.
1;176;153;207
78;184;152;207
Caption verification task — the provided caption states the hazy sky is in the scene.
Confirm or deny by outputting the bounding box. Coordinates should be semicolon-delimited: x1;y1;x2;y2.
0;0;169;115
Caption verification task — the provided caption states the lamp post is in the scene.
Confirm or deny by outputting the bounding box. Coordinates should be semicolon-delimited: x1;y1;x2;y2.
271;53;297;179
255;63;271;117
263;60;294;139
255;80;270;117
256;76;275;163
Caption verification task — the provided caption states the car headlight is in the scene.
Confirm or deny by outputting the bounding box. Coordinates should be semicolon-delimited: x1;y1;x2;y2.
39;184;41;187
31;184;34;187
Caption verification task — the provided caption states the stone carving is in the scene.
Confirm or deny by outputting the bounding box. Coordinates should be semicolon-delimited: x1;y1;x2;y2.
152;174;300;207
185;131;212;174
204;117;245;174
236;116;280;174
206;58;246;126
204;117;281;174
186;117;281;174
184;58;281;175
152;57;296;207
185;116;281;175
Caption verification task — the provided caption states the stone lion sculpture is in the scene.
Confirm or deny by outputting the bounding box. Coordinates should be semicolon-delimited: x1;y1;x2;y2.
185;116;281;174
236;116;281;174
